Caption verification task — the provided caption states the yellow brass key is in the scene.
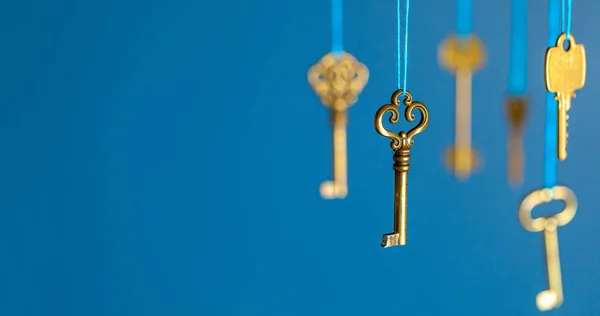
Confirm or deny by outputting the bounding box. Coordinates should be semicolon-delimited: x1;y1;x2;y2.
544;33;586;161
439;35;486;179
375;90;429;247
505;97;529;185
308;52;369;199
519;186;578;311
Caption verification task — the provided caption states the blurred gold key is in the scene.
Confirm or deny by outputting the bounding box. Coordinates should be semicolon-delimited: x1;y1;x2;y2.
505;97;528;185
308;52;369;199
519;186;577;311
544;33;586;161
439;35;486;180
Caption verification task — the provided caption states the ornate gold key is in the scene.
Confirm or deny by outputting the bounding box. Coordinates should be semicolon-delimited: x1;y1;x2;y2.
375;90;429;247
544;33;586;161
519;186;578;311
439;35;486;179
308;52;369;199
505;97;529;185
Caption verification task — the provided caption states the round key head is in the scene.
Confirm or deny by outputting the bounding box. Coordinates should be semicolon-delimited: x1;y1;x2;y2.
438;34;487;72
308;52;369;111
505;97;529;128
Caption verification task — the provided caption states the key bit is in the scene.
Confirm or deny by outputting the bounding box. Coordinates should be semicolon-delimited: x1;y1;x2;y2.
444;147;480;178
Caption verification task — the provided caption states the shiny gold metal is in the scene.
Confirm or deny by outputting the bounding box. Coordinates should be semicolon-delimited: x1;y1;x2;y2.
308;52;369;199
544;33;586;161
439;34;486;179
375;90;429;247
505;97;529;186
519;186;578;311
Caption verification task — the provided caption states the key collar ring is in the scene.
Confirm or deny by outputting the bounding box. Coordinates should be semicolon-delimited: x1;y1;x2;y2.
519;186;578;232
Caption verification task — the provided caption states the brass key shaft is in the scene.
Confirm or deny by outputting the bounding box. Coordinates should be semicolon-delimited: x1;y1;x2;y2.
505;97;528;186
384;149;411;246
556;92;572;161
455;69;473;156
321;110;348;198
538;219;564;311
508;128;524;184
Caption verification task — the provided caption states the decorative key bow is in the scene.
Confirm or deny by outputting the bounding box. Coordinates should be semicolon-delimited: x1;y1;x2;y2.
519;186;578;311
375;90;429;247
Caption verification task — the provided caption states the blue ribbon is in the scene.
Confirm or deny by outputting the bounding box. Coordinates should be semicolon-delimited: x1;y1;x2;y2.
508;0;527;95
456;0;472;37
331;0;343;58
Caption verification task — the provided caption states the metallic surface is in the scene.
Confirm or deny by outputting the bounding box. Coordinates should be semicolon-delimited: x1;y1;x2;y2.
308;52;369;199
439;34;486;179
544;33;586;161
505;97;529;186
375;90;429;247
320;110;348;198
518;186;578;311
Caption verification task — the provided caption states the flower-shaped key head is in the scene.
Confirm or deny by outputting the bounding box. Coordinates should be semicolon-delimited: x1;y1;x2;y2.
308;52;369;111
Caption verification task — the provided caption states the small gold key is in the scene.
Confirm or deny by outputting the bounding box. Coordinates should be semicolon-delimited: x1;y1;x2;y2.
439;35;486;179
505;97;529;185
519;186;578;311
544;33;586;161
308;52;369;199
375;90;429;247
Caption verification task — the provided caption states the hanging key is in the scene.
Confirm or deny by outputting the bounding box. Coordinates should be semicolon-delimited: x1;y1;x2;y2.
544;33;586;161
375;90;429;247
505;97;529;185
439;35;486;179
519;186;578;311
308;52;369;199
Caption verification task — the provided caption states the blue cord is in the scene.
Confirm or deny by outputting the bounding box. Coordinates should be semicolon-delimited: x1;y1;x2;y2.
397;0;409;93
456;0;472;37
508;0;527;95
561;0;572;41
566;0;572;40
544;0;560;188
331;0;343;58
561;0;564;35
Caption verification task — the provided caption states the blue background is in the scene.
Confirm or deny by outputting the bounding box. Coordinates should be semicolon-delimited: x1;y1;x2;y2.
0;0;599;315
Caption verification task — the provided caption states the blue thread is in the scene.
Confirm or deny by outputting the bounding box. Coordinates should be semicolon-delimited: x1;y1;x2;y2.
397;0;409;93
561;0;572;41
397;0;401;89
331;0;343;58
456;0;472;37
566;0;572;41
561;0;565;33
544;0;560;188
508;0;527;95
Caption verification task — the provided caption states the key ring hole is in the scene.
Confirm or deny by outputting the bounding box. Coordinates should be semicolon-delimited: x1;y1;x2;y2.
562;39;571;51
531;200;566;220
